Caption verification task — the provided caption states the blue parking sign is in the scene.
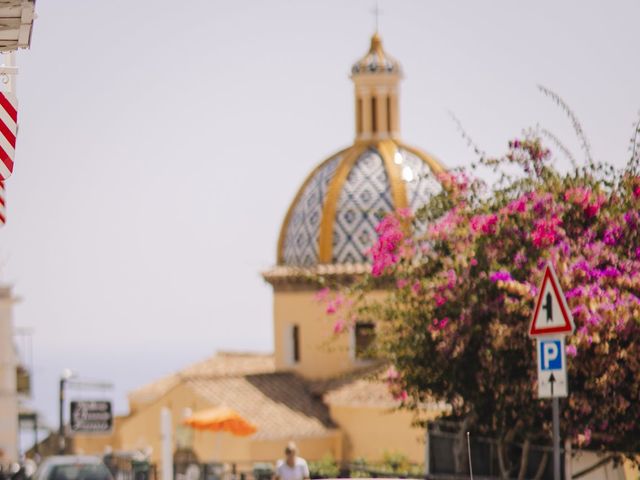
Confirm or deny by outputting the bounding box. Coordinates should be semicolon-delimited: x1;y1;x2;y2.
539;339;562;370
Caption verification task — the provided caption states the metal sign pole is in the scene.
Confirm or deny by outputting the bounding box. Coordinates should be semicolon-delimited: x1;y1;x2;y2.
466;431;474;480
552;397;561;480
58;377;66;454
530;263;574;480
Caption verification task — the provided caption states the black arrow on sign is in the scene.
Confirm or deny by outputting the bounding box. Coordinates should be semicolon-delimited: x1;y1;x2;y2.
544;292;553;322
549;373;556;397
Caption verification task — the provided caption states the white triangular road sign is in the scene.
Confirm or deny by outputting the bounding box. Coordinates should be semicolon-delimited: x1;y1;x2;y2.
529;263;575;337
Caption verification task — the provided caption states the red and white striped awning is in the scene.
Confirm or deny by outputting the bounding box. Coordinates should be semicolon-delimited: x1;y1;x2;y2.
0;0;35;52
0;91;17;180
0;180;6;225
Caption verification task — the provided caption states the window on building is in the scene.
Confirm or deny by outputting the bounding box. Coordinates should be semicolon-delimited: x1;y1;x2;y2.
357;98;363;134
386;96;391;132
354;321;376;359
292;324;300;363
371;97;377;133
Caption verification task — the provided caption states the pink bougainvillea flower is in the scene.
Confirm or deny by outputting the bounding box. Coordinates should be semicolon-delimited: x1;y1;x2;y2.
490;270;513;282
577;428;592;447
514;251;527;268
531;216;562;247
585;195;606;218
385;365;399;381
603;225;622;246
601;266;620;278
397;207;412;219
333;318;346;334
437;171;470;194
623;211;638;228
325;294;344;315
429;208;463;240
506;196;528;214
563;187;607;219
564;187;591;206
370;213;406;277
565;287;583;299
470;214;498;235
566;344;577;357
314;287;330;302
445;269;457;289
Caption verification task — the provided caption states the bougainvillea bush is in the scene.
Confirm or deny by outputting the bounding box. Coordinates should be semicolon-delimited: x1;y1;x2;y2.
334;133;640;466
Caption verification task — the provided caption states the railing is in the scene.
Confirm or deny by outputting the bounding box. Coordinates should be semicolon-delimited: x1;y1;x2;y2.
427;420;563;480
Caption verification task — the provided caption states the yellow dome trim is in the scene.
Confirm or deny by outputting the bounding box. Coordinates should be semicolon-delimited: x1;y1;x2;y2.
318;144;367;263
318;140;409;264
276;148;349;264
377;139;408;212
277;140;448;266
368;33;385;64
396;141;447;176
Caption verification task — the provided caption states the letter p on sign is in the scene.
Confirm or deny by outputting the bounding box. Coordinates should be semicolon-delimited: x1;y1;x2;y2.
540;340;562;370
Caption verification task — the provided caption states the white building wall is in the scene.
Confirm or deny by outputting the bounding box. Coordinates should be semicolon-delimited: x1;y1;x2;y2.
571;450;628;480
0;285;18;463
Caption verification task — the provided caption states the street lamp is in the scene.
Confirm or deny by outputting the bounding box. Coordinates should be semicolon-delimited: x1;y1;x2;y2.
58;369;75;454
58;371;114;454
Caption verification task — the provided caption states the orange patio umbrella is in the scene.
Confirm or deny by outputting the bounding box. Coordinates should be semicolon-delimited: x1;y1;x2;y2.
182;406;257;437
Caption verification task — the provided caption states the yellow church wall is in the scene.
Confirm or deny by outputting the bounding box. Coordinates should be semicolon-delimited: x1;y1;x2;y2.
115;382;343;472
273;288;389;380
118;383;216;465
328;403;440;464
72;416;124;455
249;432;343;463
72;432;118;455
191;430;251;464
273;290;353;380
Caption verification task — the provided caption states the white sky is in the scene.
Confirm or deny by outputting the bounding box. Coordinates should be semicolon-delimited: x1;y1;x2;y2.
1;0;639;432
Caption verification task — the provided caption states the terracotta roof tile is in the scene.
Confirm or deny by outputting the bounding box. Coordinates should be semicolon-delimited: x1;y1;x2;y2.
188;373;336;440
128;352;275;411
323;374;400;409
322;367;448;411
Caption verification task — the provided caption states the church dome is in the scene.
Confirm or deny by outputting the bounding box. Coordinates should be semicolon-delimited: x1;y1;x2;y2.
351;33;401;75
276;34;447;267
277;141;444;266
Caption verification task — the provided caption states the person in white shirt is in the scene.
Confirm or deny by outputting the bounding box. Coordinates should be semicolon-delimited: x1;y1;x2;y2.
274;442;310;480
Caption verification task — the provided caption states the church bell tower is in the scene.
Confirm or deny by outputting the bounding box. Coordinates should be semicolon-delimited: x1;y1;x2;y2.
352;33;402;142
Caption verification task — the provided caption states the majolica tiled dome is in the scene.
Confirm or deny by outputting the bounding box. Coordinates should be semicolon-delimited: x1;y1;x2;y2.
277;141;444;266
276;34;447;267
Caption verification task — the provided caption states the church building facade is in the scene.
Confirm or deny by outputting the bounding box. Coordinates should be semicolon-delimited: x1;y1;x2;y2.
74;33;448;473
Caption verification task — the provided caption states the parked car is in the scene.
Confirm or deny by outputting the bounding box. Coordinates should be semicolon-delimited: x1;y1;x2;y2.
32;456;113;480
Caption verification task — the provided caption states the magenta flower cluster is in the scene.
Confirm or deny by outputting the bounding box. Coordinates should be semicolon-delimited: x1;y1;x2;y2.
357;137;640;454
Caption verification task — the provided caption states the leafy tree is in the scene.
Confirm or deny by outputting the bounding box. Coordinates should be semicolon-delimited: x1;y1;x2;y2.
325;110;640;476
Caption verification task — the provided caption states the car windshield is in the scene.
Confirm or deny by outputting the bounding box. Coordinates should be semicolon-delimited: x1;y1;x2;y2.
49;464;111;480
